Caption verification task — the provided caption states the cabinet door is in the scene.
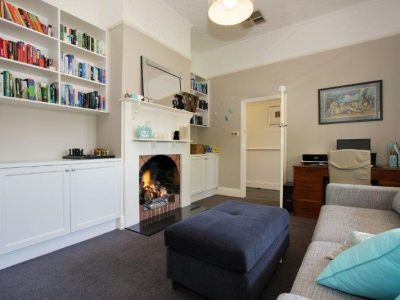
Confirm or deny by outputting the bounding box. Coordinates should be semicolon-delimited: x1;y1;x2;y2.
0;165;70;254
205;155;219;190
70;162;120;232
191;157;206;195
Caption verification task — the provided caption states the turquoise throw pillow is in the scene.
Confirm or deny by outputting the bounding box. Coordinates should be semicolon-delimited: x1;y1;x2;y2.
316;228;400;300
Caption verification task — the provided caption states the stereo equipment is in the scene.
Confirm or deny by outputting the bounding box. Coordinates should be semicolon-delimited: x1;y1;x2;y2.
302;154;328;165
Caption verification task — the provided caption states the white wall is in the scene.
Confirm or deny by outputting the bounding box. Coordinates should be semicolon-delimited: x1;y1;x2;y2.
246;100;281;190
43;0;100;26
192;0;400;78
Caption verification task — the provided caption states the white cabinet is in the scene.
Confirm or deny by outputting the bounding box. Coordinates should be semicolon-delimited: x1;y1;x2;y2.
205;155;218;190
190;154;219;201
0;160;121;255
70;162;120;232
191;156;206;195
0;165;70;254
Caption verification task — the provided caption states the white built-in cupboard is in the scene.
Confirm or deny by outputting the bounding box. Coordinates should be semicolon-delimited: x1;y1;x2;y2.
0;0;108;114
0;159;121;269
191;154;219;202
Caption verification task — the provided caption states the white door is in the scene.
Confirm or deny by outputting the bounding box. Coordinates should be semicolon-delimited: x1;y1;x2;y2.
191;156;206;195
205;155;218;190
70;162;120;232
0;165;70;254
279;86;287;208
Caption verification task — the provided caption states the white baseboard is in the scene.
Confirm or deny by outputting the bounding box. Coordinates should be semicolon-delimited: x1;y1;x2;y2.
191;189;217;203
246;180;280;190
0;220;118;270
217;187;244;198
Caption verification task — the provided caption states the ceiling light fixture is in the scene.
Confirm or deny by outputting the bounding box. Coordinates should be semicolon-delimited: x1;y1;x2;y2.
208;0;254;26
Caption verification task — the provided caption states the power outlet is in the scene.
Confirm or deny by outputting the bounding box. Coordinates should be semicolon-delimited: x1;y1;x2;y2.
231;131;240;136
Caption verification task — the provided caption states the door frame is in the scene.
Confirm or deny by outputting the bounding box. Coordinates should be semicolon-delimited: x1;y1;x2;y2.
240;94;281;198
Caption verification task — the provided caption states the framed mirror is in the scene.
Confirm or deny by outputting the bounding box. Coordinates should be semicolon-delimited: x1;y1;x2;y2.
141;56;182;106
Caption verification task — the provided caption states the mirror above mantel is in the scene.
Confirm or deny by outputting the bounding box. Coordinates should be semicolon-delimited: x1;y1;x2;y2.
140;56;182;107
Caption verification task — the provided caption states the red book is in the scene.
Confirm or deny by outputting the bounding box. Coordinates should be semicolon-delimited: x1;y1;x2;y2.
39;56;45;68
22;44;27;63
27;44;33;64
0;38;3;57
2;40;8;58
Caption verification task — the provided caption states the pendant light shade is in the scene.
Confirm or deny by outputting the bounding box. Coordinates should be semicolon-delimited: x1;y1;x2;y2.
208;0;254;26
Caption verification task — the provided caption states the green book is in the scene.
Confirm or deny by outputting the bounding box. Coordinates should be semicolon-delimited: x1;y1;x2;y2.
1;71;9;97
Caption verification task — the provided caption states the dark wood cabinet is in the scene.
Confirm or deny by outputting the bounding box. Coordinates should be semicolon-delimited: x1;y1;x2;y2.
293;164;400;219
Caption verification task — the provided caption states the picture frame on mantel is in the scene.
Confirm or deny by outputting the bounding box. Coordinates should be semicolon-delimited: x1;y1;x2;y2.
318;80;382;125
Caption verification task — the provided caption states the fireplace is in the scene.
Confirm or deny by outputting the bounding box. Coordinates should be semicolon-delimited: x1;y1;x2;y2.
139;154;180;221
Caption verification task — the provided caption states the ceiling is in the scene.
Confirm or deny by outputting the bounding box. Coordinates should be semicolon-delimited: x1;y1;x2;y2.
161;0;371;53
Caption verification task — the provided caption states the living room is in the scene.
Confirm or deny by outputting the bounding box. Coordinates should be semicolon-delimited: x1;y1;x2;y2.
0;0;399;299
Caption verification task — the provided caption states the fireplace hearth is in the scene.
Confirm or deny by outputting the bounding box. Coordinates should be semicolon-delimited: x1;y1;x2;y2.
139;154;180;221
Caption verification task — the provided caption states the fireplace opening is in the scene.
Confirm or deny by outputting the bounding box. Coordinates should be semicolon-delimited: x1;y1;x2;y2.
139;155;180;220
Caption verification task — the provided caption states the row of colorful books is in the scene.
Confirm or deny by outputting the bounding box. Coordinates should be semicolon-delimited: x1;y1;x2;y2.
60;84;106;111
0;0;53;36
191;80;208;95
60;24;105;56
60;52;106;84
0;37;55;69
1;70;58;102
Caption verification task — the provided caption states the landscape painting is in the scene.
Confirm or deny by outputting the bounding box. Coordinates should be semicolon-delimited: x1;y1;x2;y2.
318;80;382;124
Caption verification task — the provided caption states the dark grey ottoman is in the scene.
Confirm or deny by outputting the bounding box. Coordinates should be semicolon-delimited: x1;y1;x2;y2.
164;200;289;300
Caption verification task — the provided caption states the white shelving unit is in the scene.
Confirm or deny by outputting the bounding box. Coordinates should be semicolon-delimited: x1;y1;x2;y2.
0;0;108;114
190;72;209;127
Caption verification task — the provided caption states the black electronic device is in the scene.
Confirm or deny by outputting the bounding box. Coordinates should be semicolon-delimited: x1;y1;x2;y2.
337;139;371;150
302;154;328;165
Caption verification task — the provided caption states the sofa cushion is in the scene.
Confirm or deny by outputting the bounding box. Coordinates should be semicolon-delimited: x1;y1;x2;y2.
317;228;400;300
291;241;363;300
164;200;289;273
393;192;400;214
312;205;400;243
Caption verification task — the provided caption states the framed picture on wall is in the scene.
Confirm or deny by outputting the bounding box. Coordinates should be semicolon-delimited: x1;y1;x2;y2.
318;80;382;125
268;106;281;125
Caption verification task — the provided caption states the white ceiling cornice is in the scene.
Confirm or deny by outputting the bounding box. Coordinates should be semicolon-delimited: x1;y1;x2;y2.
192;0;400;78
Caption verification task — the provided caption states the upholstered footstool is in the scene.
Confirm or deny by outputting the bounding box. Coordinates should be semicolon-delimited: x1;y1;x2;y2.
164;200;289;300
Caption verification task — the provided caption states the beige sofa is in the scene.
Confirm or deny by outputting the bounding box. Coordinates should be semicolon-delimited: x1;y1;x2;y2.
279;183;400;300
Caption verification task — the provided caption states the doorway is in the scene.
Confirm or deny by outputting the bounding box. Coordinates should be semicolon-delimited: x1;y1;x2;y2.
240;88;287;207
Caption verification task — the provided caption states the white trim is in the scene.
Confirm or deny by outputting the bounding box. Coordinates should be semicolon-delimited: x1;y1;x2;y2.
217;187;244;198
240;94;281;199
191;189;218;203
0;220;118;270
107;20;192;61
246;180;280;191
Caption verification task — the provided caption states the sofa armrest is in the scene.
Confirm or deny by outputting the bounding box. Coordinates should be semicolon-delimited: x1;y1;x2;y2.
326;183;399;210
277;293;312;300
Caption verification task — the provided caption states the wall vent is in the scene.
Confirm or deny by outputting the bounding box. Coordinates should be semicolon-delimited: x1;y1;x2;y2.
242;10;266;27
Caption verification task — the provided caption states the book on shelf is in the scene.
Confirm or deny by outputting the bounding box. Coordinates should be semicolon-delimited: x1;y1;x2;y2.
1;70;58;102
0;36;55;69
190;78;208;95
60;24;105;56
60;52;106;83
61;83;106;111
0;0;52;36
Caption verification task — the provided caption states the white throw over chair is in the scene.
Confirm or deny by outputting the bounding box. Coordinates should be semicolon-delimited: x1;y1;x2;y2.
328;149;371;185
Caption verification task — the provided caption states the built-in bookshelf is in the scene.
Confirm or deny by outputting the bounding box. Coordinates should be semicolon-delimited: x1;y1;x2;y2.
0;0;108;114
190;72;209;127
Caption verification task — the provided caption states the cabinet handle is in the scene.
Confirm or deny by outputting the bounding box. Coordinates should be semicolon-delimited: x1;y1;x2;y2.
65;169;70;172
71;169;76;172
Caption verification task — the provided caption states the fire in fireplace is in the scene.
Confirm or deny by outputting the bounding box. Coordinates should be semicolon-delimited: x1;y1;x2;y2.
139;155;180;221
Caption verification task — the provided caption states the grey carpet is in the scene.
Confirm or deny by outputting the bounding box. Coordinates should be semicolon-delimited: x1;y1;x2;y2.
0;192;316;300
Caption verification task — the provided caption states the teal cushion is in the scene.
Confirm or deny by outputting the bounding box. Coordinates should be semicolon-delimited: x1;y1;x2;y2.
316;228;400;300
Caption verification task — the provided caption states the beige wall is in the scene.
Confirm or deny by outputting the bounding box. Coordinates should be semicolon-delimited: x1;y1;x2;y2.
97;23;191;156
199;35;400;188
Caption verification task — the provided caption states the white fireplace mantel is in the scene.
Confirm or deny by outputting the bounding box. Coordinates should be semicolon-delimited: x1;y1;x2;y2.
121;99;193;227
